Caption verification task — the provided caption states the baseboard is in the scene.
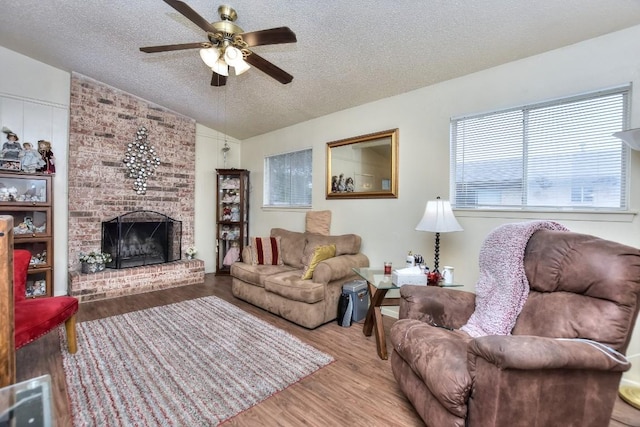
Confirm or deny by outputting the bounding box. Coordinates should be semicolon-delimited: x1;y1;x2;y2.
380;306;399;319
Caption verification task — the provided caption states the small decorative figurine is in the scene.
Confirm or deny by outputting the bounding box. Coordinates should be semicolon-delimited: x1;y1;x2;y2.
222;206;232;220
36;139;56;174
223;241;240;266
230;205;240;221
1;127;22;159
20;142;45;173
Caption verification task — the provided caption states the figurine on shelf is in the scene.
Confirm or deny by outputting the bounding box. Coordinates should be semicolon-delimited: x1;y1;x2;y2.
29;251;46;267
14;217;35;235
226;228;239;240
222;206;232;221
19;142;46;173
223;190;236;203
228;177;240;188
0;186;18;202
230;205;240;221
1;127;22;160
24;216;34;232
220;225;230;240
223;241;240;266
36;139;55;174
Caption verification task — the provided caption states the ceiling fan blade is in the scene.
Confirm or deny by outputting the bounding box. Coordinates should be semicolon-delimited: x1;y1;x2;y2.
211;72;227;87
140;42;211;53
240;27;297;47
244;52;293;84
162;0;217;33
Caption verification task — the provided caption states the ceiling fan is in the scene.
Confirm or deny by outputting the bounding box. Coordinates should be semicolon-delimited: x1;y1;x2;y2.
140;0;297;86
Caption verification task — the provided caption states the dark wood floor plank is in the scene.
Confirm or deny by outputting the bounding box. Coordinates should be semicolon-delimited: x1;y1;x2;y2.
15;274;640;426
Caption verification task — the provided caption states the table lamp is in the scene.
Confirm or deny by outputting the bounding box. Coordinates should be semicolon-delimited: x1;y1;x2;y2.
415;196;463;271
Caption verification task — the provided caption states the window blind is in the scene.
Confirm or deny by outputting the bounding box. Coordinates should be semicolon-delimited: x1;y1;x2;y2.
451;86;630;210
264;148;312;207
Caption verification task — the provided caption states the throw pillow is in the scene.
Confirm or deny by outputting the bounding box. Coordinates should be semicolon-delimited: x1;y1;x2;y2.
305;210;332;235
301;244;336;280
251;236;283;266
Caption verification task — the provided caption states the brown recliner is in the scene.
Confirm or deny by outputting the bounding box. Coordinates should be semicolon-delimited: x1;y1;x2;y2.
390;229;640;427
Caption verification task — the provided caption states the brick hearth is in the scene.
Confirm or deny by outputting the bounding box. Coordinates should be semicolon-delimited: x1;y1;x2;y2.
67;73;203;301
69;259;204;302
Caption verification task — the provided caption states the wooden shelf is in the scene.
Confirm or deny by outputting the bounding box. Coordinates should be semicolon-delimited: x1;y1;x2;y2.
215;169;249;276
0;172;53;297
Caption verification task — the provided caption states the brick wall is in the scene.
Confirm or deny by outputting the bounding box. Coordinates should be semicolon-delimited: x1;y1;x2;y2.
67;73;203;301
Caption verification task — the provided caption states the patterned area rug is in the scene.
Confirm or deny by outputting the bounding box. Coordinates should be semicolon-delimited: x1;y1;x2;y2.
60;296;334;426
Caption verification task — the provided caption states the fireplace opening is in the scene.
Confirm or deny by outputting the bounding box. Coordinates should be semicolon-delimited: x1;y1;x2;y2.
102;210;182;269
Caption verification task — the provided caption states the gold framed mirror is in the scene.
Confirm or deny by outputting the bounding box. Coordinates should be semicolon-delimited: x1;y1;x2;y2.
326;128;398;199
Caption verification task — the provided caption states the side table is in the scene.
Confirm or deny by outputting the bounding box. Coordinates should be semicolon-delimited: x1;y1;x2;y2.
353;267;464;359
352;267;399;360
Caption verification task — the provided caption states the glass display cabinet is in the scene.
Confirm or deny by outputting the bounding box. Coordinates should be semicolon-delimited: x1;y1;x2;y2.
0;172;53;297
215;169;249;275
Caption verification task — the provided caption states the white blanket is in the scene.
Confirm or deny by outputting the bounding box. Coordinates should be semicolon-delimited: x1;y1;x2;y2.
460;220;569;337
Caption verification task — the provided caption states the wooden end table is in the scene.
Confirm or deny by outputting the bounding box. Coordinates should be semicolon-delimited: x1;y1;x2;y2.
352;267;399;360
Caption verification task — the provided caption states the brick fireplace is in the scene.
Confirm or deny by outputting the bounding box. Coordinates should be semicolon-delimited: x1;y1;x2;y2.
67;73;204;302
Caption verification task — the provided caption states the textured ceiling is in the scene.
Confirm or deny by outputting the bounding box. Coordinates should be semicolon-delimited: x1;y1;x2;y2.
2;1;640;140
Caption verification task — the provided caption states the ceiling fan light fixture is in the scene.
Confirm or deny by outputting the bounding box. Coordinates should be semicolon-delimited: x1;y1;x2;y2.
211;59;229;76
223;46;243;66
233;59;251;75
199;47;221;68
141;1;297;86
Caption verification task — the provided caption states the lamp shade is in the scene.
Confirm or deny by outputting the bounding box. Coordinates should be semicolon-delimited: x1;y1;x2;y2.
415;198;463;233
223;46;244;66
613;128;640;151
199;47;221;68
211;59;229;77
233;58;251;75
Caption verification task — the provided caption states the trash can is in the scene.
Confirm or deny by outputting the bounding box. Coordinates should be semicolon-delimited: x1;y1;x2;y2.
342;280;369;323
337;292;352;327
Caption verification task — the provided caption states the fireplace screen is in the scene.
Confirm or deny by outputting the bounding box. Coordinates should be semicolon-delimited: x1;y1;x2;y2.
102;210;181;269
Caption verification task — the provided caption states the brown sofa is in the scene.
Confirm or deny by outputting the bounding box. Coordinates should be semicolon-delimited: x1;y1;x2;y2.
390;229;640;427
230;228;369;328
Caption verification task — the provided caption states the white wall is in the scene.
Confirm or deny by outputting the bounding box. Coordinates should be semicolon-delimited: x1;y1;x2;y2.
241;25;640;383
0;46;70;297
195;124;241;273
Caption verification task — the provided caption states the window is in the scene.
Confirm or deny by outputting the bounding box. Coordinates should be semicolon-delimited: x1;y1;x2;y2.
264;148;312;207
451;86;630;210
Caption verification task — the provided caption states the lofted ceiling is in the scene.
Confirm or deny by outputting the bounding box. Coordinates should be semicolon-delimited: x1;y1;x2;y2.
2;1;640;140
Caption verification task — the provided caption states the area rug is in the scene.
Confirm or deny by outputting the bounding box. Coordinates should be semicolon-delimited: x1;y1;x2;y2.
60;296;334;426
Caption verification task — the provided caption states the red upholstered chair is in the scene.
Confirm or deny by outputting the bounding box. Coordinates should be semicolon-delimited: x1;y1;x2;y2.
13;249;79;353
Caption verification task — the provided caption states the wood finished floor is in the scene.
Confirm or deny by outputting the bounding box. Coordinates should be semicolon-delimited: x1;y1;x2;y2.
16;274;640;426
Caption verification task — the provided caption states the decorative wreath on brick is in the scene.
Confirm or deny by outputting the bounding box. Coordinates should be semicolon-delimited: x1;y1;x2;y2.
123;126;161;195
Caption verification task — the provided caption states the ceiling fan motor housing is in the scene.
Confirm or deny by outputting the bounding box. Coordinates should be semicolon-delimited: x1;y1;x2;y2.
217;5;237;22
